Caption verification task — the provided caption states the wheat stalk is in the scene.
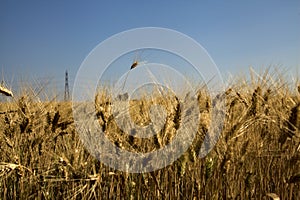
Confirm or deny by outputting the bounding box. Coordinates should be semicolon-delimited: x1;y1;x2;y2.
0;84;13;97
266;193;280;200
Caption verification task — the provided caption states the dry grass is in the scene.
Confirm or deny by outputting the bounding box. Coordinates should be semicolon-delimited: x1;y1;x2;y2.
0;71;300;199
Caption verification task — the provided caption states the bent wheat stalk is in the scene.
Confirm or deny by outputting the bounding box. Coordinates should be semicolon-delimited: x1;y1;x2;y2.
0;84;13;97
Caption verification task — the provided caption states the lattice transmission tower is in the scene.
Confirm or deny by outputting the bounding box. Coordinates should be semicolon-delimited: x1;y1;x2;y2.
64;70;70;101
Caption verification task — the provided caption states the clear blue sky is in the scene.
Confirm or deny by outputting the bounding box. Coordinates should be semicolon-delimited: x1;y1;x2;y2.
1;1;299;95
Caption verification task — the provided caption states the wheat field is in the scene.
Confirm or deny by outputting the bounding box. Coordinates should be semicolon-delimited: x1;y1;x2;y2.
0;72;299;199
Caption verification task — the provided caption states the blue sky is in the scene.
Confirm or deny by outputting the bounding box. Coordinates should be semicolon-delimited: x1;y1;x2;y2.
0;1;299;96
